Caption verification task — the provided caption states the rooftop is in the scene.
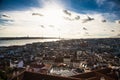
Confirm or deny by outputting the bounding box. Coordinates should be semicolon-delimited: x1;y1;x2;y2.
11;68;119;80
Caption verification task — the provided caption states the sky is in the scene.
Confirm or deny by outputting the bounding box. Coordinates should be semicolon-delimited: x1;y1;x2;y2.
0;0;120;38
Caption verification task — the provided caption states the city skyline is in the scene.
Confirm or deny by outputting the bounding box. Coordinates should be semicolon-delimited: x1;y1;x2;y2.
0;0;120;38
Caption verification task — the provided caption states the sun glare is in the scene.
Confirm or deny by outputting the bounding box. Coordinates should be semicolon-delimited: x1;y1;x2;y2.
42;5;64;26
38;3;67;37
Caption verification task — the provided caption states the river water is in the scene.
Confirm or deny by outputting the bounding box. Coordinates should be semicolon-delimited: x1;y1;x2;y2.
0;39;59;47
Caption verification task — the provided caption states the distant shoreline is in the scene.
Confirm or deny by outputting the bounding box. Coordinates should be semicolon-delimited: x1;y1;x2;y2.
0;37;119;40
0;37;119;47
0;37;60;40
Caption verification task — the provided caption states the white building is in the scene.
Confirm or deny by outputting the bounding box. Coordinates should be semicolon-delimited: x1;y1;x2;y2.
17;60;24;68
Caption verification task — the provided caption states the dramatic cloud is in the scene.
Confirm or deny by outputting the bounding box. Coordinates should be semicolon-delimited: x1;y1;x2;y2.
0;8;119;38
0;0;120;38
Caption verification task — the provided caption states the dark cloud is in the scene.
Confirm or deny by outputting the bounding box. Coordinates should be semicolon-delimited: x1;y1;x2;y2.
0;18;14;25
40;25;44;28
111;30;115;32
83;27;87;30
0;14;10;18
32;13;43;16
2;14;10;18
82;16;94;23
63;10;71;16
102;20;106;22
75;15;80;20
